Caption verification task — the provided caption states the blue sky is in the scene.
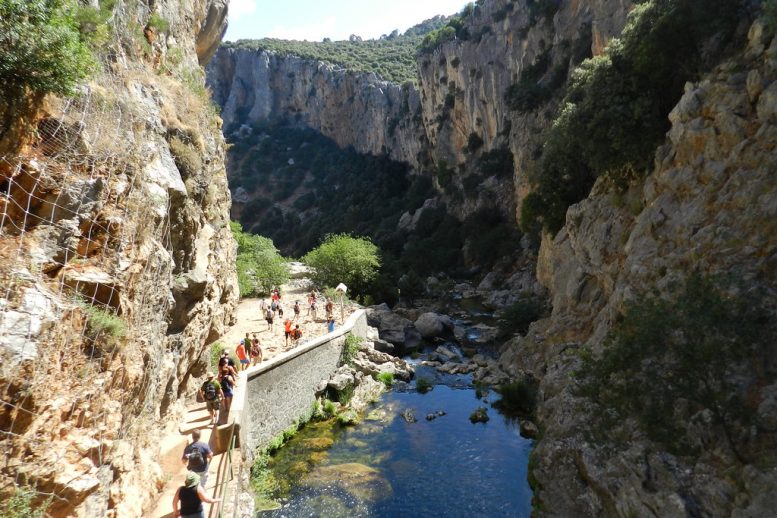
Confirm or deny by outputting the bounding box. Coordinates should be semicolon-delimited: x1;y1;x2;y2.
225;0;469;42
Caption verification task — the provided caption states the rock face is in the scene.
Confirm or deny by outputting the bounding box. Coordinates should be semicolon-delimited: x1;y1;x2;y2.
207;0;633;223
498;20;777;517
0;1;237;516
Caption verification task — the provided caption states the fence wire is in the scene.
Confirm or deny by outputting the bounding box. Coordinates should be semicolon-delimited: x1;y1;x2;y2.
0;2;221;513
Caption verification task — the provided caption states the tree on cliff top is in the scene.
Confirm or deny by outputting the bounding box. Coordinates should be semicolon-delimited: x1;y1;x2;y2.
0;0;97;100
231;221;289;297
303;234;380;297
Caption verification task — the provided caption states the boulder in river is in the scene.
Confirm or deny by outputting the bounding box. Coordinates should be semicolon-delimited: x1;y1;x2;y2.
414;312;447;339
366;306;419;351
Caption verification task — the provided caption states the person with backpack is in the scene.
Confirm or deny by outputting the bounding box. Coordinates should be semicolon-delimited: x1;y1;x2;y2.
199;373;222;425
293;301;300;321
292;325;302;344
172;471;220;518
181;429;213;488
219;364;236;416
265;307;274;331
325;298;334;319
250;334;262;365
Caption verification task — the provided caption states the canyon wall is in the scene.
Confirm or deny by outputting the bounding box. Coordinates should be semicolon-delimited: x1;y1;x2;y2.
207;0;632;222
0;0;237;515
206;0;777;515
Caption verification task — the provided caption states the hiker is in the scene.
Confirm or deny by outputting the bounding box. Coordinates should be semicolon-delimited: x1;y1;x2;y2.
270;299;278;315
325;298;334;319
283;318;293;348
250;334;262;365
172;472;220;518
236;335;250;371
181;429;213;488
260;299;267;314
265;306;274;331
219;364;236;415
277;303;284;319
293;301;300;321
292;325;302;344
218;352;238;377
327;317;335;333
271;289;280;303
306;292;316;315
199;373;222;425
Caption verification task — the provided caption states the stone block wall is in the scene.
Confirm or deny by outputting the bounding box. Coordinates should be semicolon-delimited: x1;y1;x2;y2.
236;310;367;455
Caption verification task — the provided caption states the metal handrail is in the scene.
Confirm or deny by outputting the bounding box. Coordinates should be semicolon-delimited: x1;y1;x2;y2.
210;424;237;518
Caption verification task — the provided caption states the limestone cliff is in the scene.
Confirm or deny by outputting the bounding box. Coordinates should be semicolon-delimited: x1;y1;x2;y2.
498;18;777;516
0;0;237;515
207;0;632;223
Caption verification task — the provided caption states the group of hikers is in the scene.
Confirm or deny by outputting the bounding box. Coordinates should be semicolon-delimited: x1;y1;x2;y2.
169;287;345;516
261;288;337;346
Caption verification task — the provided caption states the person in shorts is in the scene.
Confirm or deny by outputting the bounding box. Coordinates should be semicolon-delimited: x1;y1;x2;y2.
265;307;274;331
250;334;262;365
284;318;293;348
236;335;250;371
199;373;222;425
181;429;213;488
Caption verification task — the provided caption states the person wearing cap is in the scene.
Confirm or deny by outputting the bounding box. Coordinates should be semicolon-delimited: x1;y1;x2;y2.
198;373;223;425
172;471;220;518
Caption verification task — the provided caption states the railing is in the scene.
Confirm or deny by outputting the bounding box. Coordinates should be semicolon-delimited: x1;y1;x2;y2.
209;423;237;518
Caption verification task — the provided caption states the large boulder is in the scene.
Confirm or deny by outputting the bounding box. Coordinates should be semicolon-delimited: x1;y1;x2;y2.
414;312;448;339
366;306;417;349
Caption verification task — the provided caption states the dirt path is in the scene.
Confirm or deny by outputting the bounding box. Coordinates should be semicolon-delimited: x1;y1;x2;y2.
219;272;355;365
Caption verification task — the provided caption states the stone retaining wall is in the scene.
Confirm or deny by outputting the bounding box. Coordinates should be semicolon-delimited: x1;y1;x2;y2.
231;309;367;457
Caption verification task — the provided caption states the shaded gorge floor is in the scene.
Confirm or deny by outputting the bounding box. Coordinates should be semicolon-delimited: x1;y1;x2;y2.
254;374;534;517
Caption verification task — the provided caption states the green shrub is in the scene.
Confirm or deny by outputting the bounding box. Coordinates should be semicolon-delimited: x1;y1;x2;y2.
231;221;289;297
415;377;432;393
479;147;514;177
81;303;126;342
493;379;538;415
322;399;337;417
0;486;50;518
335;382;354;405
147;12;170;33
376;371;395;387
575;274;773;460
341;334;362;366
303;234;380;296
0;0;97;101
498;294;545;337
522;0;744;238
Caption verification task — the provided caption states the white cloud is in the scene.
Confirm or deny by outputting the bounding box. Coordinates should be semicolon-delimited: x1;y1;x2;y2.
230;0;257;18
266;16;338;42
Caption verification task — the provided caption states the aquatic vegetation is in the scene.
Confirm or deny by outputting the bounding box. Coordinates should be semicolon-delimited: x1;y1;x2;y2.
303;463;393;502
337;409;360;426
376;371;394;387
415;377;432;393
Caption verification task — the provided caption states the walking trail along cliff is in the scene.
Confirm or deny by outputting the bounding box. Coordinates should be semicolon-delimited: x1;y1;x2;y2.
148;265;356;516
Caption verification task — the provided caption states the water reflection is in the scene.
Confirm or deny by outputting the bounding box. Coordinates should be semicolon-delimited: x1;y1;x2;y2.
263;384;533;517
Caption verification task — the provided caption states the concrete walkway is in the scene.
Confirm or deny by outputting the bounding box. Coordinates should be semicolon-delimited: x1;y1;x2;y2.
147;273;357;517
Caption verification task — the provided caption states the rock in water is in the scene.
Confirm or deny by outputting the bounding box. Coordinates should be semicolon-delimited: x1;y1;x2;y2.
469;407;489;424
402;408;416;423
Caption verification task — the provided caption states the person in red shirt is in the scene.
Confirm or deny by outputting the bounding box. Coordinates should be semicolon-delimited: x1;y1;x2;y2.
284;319;293;348
236;334;250;371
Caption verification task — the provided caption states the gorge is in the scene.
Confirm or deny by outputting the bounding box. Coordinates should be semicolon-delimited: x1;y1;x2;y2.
1;0;777;517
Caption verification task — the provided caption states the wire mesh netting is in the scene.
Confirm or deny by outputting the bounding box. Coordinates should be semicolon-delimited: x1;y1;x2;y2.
0;1;232;513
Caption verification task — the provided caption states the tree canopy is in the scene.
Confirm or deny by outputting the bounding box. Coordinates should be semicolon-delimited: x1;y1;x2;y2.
302;234;380;296
231;221;289;297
